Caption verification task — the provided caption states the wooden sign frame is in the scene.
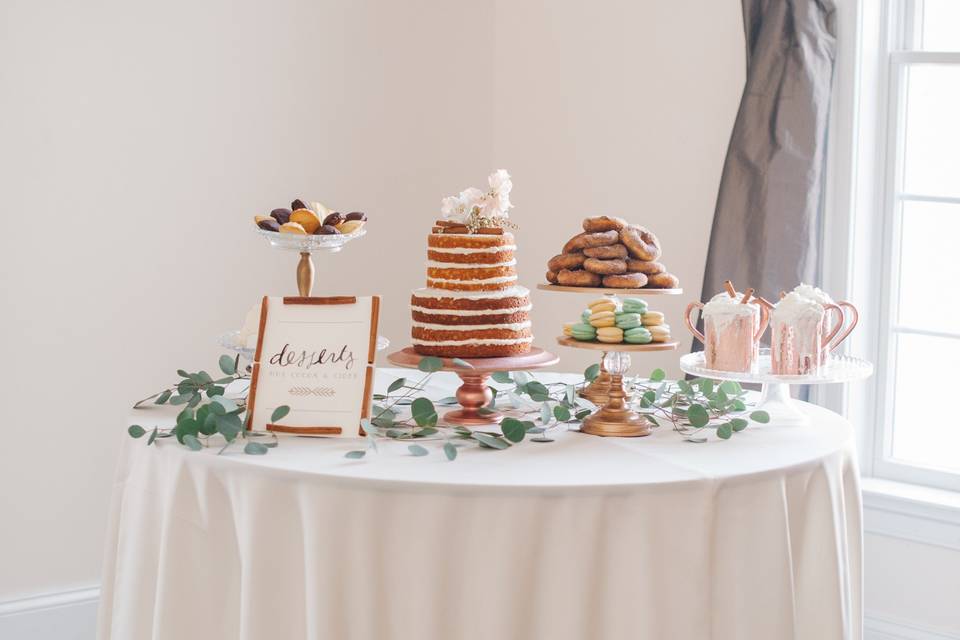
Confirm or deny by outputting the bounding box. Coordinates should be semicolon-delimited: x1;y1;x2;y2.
247;295;380;436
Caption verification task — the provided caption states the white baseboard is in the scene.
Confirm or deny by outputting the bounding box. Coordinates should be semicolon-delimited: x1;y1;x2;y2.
866;612;960;640
0;586;99;640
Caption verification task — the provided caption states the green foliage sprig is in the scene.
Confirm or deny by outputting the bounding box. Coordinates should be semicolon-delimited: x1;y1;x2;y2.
631;369;769;442
127;354;289;455
345;356;598;460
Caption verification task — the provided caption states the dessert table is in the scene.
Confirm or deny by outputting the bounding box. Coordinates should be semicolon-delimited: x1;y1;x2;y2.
97;368;862;640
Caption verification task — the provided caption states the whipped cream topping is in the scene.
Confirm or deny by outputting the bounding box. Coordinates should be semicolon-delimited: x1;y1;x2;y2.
412;320;532;332
427;245;517;254
702;292;760;318
427;275;518;285
412;336;534;346
426;259;517;269
411;304;532;316
412;285;530;300
792;283;834;307
773;291;824;324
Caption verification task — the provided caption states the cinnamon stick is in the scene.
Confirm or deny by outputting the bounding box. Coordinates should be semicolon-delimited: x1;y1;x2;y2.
756;296;775;311
723;280;737;298
740;288;754;304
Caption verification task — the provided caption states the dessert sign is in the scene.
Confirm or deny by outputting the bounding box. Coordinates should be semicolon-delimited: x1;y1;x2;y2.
247;295;380;436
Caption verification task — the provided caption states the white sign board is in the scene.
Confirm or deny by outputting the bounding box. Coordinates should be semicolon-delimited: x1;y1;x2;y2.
247;296;380;436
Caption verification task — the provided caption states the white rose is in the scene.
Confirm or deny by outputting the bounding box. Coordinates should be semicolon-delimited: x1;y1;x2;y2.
459;187;485;215
441;195;464;220
488;169;512;195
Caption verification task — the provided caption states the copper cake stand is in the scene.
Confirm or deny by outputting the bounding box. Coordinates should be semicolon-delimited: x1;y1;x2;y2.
537;284;683;405
387;347;559;427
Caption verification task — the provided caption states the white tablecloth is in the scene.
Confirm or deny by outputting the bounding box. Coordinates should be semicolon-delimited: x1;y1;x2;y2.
98;369;862;640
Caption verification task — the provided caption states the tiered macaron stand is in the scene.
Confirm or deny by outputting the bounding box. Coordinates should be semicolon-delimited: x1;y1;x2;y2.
255;226;367;296
386;347;559;427
537;284;683;437
679;349;873;426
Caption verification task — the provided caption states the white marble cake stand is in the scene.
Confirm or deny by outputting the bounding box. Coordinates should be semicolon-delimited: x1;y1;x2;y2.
679;348;873;426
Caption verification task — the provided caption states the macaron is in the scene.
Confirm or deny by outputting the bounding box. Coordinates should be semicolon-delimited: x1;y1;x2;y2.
597;327;624;344
563;322;576;337
587;301;617;314
641;311;665;326
279;221;308;235
624;326;653;344
290;208;322;234
648;324;671;343
589;310;616;328
615;312;643;330
570;323;597;341
581;308;592;323
622;298;648;314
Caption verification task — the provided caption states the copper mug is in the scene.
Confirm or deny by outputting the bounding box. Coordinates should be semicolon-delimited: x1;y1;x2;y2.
823;301;859;359
771;303;846;374
684;302;769;372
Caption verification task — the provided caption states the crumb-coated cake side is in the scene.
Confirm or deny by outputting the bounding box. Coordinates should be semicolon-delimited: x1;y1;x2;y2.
411;231;533;358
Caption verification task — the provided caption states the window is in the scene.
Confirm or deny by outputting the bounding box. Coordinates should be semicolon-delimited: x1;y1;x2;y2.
863;0;960;490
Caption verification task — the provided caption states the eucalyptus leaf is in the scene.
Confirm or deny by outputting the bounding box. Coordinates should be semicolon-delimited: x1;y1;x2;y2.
649;368;666;382
750;410;770;424
413;427;438;437
512;371;532;387
214;396;239;413
444;442;458;461
491;371;513;384
451;358;474;369
565;384;576;406
575;409;592;420
244;442;269;455
500;418;526;443
408;444;429;457
731;418;749;432
731;399;747;411
720;380;742;395
345;450;366;459
687;404;710;428
183;434;203;451
717;422;733;439
685;437;708;444
436;396;459;406
646;415;660;427
540;403;552;424
197;371;213;384
128;425;146;438
169;394;190;406
187;393;202;408
176;407;194;424
553;405;571;422
206;385;225;398
177;369;190;378
271;405;291;423
698;378;714;396
584;364;600;382
677;380;694;396
417;356;443;372
387;378;406;393
147;427;159;446
473;432;510;449
411;397;438;427
155;390;172;405
219;354;237;375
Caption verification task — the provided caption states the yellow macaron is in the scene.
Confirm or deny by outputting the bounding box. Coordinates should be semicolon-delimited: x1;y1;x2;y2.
596;327;624;343
648;324;671;342
589;310;617;327
641;311;665;326
563;322;576;337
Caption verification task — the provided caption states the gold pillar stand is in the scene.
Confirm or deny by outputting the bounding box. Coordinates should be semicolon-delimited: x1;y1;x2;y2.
581;371;651;437
296;252;315;297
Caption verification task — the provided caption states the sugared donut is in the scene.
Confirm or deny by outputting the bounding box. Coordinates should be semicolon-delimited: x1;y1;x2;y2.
558;269;602;287
583;257;627;275
583;244;628;259
582;216;628;232
625;259;665;275
602;273;648;288
562;230;620;254
646;272;680;289
547;252;587;272
545;270;559;284
620;225;661;261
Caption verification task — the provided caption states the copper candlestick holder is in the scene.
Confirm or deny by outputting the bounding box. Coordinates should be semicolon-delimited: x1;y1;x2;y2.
386;347;559;427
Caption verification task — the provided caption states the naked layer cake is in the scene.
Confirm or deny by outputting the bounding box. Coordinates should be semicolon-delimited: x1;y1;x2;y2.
410;170;533;358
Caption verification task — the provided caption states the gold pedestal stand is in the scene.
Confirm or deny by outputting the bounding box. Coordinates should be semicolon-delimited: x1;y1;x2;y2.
296;252;315;296
254;227;367;298
386;347;559;427
556;337;679;436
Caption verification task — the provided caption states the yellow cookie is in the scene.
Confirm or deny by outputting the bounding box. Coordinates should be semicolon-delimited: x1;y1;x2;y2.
649;324;671;342
290;208;321;234
335;220;365;234
589;310;616;328
641;311;665;326
279;221;307;235
254;215;272;224
596;327;624;343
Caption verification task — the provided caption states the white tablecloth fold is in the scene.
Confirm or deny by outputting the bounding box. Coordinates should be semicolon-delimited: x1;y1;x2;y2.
98;370;861;640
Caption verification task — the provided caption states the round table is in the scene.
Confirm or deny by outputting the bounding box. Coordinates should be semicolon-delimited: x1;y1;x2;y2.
97;369;862;640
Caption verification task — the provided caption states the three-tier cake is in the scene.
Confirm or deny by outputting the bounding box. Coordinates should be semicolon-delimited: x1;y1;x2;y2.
410;170;534;357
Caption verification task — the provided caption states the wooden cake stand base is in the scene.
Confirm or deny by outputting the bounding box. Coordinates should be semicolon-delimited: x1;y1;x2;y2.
386;347;559;427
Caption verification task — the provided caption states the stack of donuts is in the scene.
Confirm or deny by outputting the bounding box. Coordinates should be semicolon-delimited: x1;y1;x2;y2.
545;216;680;289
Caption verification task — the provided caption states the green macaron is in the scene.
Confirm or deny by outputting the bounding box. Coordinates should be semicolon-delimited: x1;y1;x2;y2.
621;298;648;315
623;326;653;344
571;323;597;341
615;312;643;329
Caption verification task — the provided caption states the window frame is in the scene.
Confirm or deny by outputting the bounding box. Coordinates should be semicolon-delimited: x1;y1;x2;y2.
843;0;960;492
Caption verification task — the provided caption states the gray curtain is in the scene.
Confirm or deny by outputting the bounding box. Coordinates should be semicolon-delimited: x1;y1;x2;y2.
698;0;837;341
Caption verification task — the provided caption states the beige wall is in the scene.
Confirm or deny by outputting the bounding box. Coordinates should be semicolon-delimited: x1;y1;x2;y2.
0;0;743;608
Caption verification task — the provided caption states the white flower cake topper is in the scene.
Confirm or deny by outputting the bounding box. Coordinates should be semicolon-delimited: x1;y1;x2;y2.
440;170;514;230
